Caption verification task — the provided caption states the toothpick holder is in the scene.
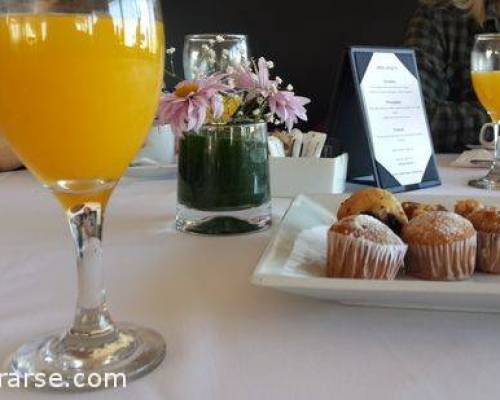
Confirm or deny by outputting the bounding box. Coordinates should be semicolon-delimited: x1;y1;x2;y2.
269;153;348;198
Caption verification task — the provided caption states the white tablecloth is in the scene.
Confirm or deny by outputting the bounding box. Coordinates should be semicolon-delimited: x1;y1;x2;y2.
1;155;500;400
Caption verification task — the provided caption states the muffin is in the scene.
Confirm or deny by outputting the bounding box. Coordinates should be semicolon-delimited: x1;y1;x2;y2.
402;201;447;221
337;188;408;234
327;214;407;280
468;208;500;273
455;199;484;219
402;211;477;281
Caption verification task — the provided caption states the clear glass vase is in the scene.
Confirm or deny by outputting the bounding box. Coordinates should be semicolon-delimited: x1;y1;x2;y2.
176;123;272;235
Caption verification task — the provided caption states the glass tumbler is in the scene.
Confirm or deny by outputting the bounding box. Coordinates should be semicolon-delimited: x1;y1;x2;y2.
183;33;250;79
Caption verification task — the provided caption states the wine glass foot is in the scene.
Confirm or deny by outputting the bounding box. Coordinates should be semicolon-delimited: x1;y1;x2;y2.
5;323;166;392
469;173;500;190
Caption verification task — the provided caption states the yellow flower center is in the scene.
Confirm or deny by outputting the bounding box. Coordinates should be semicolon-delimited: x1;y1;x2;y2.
175;82;199;98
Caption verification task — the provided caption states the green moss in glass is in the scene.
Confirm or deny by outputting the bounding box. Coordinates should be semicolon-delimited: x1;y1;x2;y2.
178;123;271;212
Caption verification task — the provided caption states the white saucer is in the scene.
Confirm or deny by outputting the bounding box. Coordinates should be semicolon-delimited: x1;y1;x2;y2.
466;144;495;151
126;163;177;179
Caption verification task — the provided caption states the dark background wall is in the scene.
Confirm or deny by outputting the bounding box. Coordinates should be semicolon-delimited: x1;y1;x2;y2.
161;0;420;128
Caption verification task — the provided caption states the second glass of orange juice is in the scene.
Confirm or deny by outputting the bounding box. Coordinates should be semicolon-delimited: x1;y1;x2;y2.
470;34;500;190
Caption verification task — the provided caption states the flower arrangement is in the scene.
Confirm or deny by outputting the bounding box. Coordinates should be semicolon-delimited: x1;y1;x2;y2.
158;48;311;137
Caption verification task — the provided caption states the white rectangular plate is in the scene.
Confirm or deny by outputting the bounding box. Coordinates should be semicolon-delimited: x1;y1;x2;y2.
252;193;500;313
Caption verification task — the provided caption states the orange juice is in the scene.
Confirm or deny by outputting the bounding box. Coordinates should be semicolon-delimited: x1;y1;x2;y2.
0;14;164;208
472;71;500;121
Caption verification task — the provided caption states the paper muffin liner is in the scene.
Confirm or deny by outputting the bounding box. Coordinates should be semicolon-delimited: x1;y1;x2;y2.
406;234;477;281
477;231;500;274
327;232;407;280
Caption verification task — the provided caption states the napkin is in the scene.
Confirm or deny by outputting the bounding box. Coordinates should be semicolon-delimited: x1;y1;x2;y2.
450;149;493;168
283;225;329;277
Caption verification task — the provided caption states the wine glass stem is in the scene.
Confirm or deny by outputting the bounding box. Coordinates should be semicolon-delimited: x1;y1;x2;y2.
495;124;500;161
67;202;114;336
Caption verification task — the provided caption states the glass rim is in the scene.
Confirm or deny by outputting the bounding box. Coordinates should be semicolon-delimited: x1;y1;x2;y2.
475;33;500;40
185;33;247;41
202;121;268;129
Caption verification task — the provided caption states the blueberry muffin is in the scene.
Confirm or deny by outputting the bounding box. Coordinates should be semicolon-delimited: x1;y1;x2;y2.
337;188;408;234
402;211;477;281
327;215;407;280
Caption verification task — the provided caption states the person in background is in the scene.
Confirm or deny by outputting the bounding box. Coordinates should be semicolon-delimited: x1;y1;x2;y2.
405;0;498;153
0;134;22;172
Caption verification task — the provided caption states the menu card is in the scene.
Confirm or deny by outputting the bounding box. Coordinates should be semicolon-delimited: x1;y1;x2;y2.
328;47;440;192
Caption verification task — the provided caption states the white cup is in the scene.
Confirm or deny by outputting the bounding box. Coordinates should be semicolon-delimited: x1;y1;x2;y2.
137;123;176;165
480;122;499;150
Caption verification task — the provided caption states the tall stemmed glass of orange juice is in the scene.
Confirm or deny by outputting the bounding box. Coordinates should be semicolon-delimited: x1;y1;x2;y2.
0;0;166;391
471;34;500;190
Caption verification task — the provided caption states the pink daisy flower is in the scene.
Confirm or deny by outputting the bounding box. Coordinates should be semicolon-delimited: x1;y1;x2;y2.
230;57;277;98
269;90;310;131
158;74;229;136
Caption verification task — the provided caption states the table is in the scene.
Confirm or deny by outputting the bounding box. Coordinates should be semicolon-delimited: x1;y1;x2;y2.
0;155;499;400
